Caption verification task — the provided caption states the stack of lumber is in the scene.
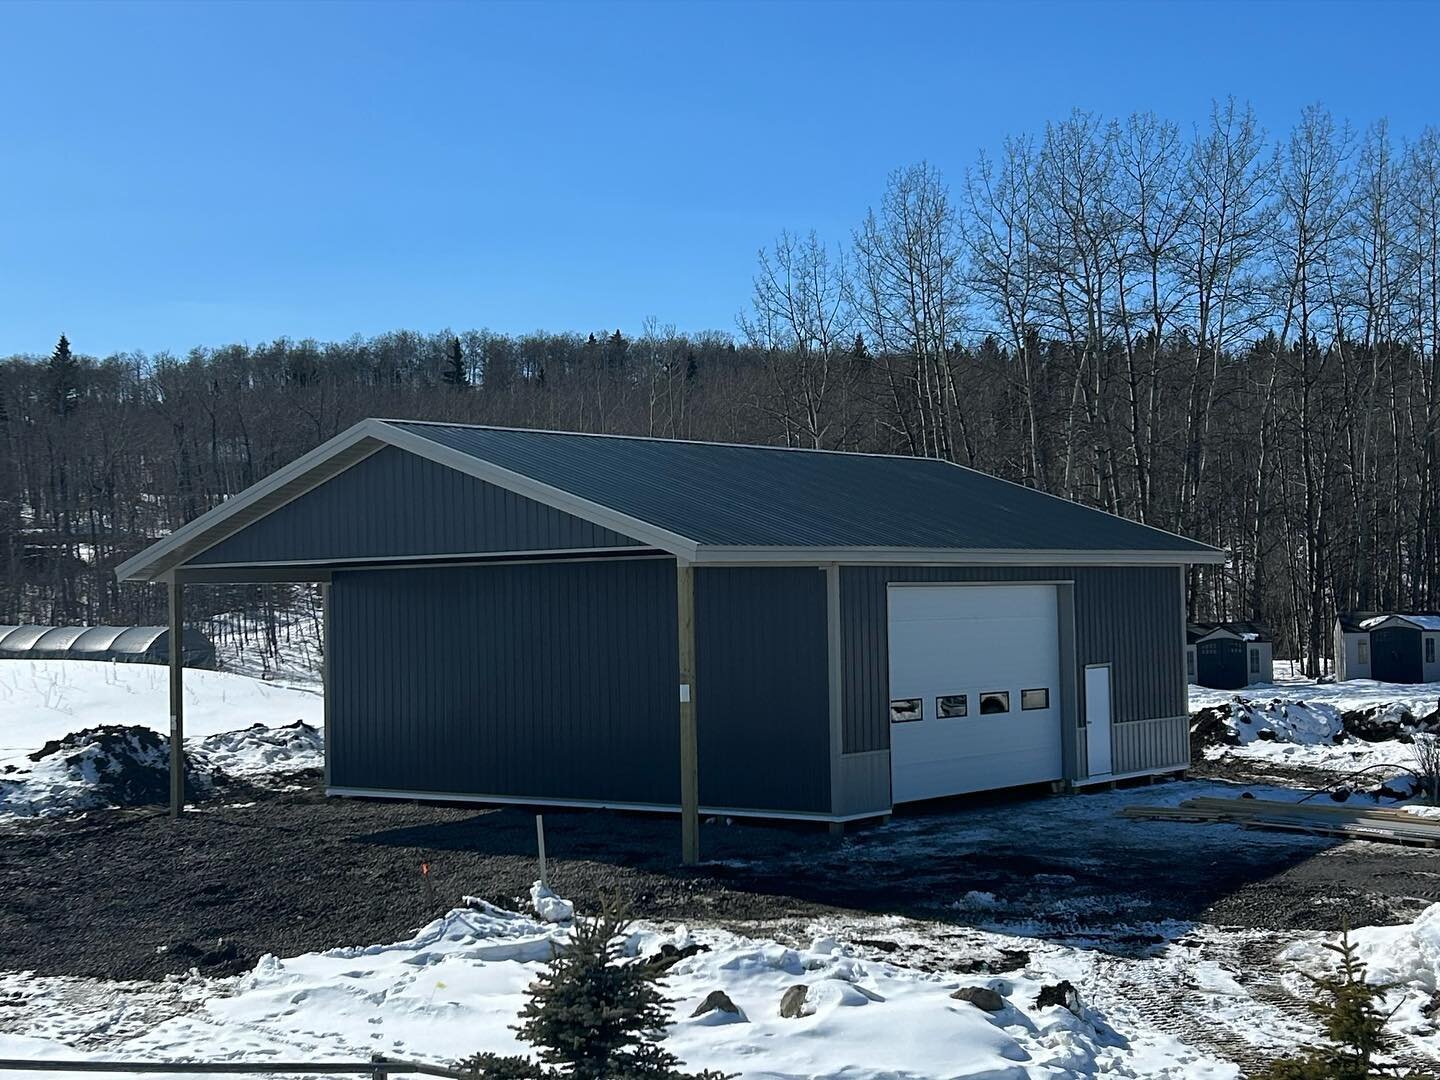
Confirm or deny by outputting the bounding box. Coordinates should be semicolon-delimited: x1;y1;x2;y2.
1120;795;1440;847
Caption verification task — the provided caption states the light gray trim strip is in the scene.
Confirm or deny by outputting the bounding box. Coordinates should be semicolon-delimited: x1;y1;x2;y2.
321;582;331;789
1179;567;1191;718
826;563;843;816
1070;765;1186;787
693;549;1224;566
183;546;661;570
324;785;885;823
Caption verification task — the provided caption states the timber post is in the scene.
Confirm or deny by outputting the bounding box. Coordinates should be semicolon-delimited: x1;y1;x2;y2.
168;578;185;818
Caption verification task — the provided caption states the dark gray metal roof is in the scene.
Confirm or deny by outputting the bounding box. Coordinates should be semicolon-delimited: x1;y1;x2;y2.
390;421;1217;556
1337;610;1440;633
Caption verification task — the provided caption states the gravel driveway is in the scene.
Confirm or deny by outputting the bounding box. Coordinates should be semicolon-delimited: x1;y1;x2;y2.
1;769;1433;981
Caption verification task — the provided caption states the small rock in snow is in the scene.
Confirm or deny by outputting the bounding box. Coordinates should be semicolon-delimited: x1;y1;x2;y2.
643;942;708;972
779;984;810;1018
690;990;744;1019
950;986;1006;1012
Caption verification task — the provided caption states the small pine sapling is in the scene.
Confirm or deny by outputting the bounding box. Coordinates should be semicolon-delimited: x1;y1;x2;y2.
458;902;728;1080
1257;926;1434;1080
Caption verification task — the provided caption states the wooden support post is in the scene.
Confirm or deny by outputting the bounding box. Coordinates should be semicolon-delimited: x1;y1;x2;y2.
168;578;185;818
676;560;699;865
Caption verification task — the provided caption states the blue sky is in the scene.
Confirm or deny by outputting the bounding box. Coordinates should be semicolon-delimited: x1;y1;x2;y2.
3;0;1438;358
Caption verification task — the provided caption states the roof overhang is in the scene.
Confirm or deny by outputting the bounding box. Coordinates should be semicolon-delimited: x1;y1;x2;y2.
116;419;704;582
1357;614;1440;633
116;418;1228;583
691;546;1224;566
1192;627;1244;643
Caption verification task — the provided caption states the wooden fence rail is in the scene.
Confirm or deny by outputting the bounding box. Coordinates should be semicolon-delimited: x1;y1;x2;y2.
0;1058;475;1080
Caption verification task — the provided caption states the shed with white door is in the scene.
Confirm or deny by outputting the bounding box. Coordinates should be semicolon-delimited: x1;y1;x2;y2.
116;419;1224;835
1336;611;1440;683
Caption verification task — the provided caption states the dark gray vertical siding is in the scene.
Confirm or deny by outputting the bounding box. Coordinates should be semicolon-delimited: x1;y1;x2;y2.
839;565;1185;754
199;445;641;565
329;558;678;803
695;567;830;813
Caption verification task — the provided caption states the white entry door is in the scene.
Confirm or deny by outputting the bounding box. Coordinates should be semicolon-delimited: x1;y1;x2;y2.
888;584;1063;802
1084;664;1113;778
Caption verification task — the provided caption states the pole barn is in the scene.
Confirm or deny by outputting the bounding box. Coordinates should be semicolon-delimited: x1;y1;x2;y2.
118;420;1224;860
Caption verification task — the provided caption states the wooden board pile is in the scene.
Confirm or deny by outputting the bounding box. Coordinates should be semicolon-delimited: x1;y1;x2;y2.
1119;795;1440;847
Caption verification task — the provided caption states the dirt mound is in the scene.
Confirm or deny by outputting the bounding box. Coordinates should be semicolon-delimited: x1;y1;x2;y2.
1190;706;1243;749
1340;704;1424;742
2;725;222;818
1192;697;1440;750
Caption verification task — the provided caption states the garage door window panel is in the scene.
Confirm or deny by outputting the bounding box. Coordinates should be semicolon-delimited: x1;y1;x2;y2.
890;698;923;723
979;691;1010;715
1021;688;1050;710
936;693;968;718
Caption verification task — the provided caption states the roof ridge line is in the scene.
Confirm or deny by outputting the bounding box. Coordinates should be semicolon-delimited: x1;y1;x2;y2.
376;418;951;463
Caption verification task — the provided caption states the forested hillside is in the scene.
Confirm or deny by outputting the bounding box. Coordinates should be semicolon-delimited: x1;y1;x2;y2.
4;101;1440;673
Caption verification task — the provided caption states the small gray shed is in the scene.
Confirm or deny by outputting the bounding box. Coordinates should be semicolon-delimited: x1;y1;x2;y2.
1335;611;1440;683
1185;622;1274;690
116;419;1223;853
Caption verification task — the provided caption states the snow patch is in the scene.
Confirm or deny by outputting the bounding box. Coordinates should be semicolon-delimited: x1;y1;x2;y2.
0;901;1249;1079
529;882;574;924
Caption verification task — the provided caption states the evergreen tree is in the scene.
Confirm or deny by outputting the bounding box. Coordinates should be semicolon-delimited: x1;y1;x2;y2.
443;337;469;388
458;904;726;1080
605;329;628;368
48;334;80;415
1257;927;1434;1080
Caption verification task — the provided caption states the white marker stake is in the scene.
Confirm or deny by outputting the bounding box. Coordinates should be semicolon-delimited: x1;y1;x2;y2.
536;813;548;887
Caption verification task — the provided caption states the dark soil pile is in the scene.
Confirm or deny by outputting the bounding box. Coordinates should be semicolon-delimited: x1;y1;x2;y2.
27;725;215;805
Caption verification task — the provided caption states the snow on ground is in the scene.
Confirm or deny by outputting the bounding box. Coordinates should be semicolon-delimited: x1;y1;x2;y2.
1278;902;1440;1058
0;893;1246;1080
0;659;323;818
209;608;324;690
1190;667;1440;715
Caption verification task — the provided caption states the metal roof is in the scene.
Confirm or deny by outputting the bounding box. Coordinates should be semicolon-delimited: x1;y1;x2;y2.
390;421;1219;557
1187;620;1272;644
0;625;215;665
1337;610;1440;633
116;418;1224;581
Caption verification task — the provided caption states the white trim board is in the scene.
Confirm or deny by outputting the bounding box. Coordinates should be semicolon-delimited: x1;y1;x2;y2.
324;785;886;824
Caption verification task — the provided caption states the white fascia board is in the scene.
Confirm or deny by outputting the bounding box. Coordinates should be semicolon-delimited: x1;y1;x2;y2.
115;420;391;582
690;546;1225;566
376;422;699;560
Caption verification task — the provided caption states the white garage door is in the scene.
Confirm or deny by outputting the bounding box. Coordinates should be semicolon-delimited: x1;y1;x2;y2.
888;583;1063;802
